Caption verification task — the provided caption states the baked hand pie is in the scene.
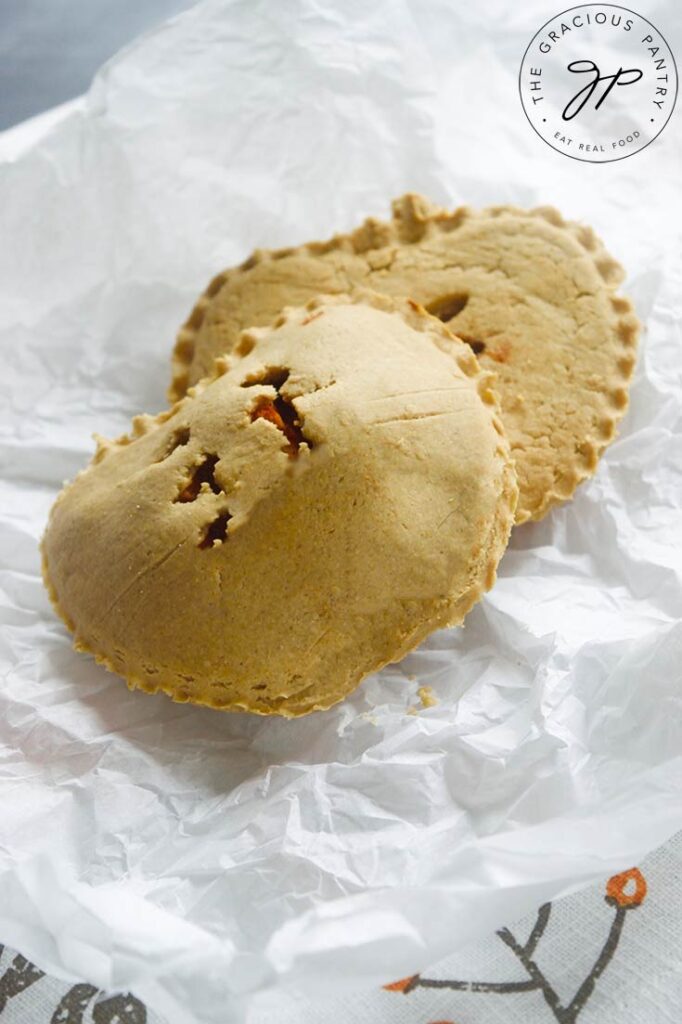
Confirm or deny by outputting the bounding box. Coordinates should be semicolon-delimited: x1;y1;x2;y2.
172;194;638;523
43;292;517;716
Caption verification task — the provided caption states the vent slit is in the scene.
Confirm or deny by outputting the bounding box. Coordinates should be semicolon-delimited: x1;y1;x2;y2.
200;511;232;548
175;454;221;502
426;292;469;322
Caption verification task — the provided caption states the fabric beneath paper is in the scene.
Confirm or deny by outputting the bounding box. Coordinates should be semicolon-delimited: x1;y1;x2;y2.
1;835;681;1023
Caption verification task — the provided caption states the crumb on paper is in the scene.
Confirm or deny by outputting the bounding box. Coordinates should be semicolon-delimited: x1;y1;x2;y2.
418;685;438;708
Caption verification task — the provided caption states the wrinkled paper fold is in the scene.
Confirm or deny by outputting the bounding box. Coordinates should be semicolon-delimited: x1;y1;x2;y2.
0;1;681;1022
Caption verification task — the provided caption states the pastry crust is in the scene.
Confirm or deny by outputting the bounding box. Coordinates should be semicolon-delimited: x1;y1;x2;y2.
43;292;517;717
171;195;638;523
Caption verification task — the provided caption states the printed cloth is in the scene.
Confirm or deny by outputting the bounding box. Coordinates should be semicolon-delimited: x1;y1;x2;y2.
1;832;680;1024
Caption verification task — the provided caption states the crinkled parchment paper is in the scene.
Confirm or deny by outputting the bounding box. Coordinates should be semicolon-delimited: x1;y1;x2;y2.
0;1;681;1021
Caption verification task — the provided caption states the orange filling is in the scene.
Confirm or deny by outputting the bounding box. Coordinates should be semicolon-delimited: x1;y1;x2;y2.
251;397;304;457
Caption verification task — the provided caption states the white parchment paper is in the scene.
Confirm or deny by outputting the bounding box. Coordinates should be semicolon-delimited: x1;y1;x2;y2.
1;1;681;1022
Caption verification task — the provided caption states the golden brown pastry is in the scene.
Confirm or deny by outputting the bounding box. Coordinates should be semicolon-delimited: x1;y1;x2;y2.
172;195;638;523
43;292;517;716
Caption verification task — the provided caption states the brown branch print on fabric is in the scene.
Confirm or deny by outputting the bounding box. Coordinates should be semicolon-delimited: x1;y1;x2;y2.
0;944;147;1024
0;951;45;1013
385;867;647;1023
50;983;99;1023
49;989;147;1024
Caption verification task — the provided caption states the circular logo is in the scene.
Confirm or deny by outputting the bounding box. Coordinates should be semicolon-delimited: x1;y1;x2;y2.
519;4;678;162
